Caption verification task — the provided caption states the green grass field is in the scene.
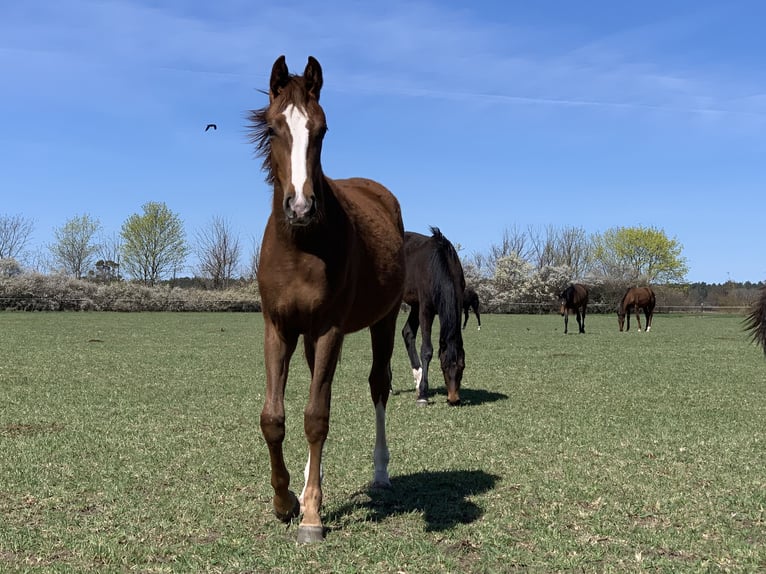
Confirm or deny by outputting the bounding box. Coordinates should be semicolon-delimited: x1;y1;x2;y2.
1;312;764;573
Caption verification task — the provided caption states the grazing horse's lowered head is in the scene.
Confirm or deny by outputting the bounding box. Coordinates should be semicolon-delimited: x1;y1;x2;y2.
618;286;656;332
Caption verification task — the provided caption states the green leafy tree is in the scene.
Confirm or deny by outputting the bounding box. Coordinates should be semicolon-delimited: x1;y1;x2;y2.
591;226;688;284
50;214;101;279
121;202;188;286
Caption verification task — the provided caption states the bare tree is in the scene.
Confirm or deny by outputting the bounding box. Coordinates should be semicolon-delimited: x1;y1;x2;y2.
0;214;34;261
557;226;591;279
196;216;241;289
527;225;558;270
487;225;530;276
95;232;122;281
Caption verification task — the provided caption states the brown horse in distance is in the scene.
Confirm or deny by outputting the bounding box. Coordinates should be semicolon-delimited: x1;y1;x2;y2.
745;286;766;356
462;287;481;331
250;56;405;542
618;286;656;332
559;283;588;334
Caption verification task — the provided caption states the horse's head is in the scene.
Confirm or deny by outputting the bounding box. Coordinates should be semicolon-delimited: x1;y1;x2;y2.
558;287;569;316
617;309;626;331
251;55;327;228
439;342;465;406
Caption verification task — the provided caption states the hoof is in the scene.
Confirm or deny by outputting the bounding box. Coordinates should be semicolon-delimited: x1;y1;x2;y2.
297;524;325;544
416;398;428;407
273;491;300;523
370;479;392;490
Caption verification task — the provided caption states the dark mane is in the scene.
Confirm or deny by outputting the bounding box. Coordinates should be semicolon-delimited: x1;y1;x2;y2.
248;102;274;185
428;227;464;364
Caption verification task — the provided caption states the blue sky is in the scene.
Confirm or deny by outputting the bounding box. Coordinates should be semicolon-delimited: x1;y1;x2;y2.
2;1;765;283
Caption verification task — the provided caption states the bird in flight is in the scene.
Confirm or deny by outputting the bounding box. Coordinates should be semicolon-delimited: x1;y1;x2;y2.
205;124;217;132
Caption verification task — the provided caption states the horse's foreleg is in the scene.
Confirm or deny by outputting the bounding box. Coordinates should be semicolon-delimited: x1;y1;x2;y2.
563;311;569;334
298;328;343;543
417;309;435;405
475;306;481;331
369;309;398;489
462;306;469;330
260;320;300;523
401;306;422;390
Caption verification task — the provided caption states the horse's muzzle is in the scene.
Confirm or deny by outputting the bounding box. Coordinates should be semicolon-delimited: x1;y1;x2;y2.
283;194;317;226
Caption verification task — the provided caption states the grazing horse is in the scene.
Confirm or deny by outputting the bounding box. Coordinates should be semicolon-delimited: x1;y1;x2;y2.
559;283;588;334
402;227;466;406
745;286;766;356
462;287;481;330
250;56;405;543
618;286;656;332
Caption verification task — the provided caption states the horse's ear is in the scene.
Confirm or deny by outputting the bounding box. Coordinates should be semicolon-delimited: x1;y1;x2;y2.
304;56;323;101
269;55;290;100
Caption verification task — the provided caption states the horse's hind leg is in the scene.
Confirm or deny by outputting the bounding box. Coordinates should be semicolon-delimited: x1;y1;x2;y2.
260;320;300;523
563;311;569;334
645;309;653;332
368;308;398;489
401;306;422;391
578;307;586;334
635;308;643;332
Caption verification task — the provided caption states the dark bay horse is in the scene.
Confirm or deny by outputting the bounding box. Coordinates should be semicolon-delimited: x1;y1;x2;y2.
402;227;466;406
618;286;656;332
250;56;405;542
745;286;766;356
462;287;481;331
559;283;588;334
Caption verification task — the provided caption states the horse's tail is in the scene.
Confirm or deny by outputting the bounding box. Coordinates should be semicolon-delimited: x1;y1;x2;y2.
428;227;465;360
745;287;766;356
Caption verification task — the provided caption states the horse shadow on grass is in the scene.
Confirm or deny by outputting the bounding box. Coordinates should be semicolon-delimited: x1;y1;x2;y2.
325;469;500;533
392;386;508;407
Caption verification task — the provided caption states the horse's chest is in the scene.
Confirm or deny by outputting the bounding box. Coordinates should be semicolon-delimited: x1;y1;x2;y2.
260;256;342;318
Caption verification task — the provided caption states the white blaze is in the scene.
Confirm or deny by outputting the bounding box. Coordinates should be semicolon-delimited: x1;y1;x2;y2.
283;104;310;215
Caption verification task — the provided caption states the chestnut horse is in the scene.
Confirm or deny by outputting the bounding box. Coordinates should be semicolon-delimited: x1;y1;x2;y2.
745;286;766;356
618;286;656;332
402;227;466;406
462;287;481;331
250;56;405;542
559;283;588;334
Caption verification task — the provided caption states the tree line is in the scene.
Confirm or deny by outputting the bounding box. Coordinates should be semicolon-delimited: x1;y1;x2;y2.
1;209;762;311
0;205;256;288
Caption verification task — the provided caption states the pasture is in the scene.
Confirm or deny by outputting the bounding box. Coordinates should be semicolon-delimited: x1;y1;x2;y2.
0;312;764;572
